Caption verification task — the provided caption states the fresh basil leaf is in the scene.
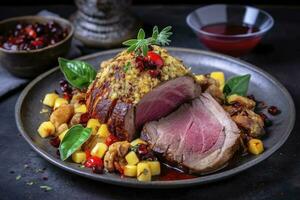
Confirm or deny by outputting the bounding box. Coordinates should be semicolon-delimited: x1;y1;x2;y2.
58;57;97;90
59;125;92;161
223;74;251;97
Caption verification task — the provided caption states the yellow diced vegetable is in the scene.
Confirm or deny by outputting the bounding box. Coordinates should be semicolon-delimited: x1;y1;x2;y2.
124;165;137;177
72;151;86;164
210;71;225;91
59;129;69;141
147;161;161;176
248;139;264;155
91;142;108;158
37;121;55;138
130;138;147;146
195;74;205;82
125;151;139;165
97;124;110;139
87;119;101;134
43;93;59;107
74;104;87;113
54;97;68;109
137;162;151;182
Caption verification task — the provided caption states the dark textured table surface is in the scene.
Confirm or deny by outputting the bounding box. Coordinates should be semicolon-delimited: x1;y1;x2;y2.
0;5;299;200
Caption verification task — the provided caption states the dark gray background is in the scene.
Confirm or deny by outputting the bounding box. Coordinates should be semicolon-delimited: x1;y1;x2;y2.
0;5;299;200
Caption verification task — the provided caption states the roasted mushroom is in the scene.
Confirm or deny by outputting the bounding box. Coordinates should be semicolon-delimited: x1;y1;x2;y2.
104;141;130;172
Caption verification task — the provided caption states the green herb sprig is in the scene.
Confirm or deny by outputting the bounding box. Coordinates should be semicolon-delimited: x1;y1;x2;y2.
122;26;172;56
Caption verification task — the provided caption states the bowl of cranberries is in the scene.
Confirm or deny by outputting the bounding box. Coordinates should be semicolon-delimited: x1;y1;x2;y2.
0;15;74;78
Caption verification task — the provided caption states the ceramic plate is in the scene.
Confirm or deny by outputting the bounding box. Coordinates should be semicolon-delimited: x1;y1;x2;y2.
15;48;295;188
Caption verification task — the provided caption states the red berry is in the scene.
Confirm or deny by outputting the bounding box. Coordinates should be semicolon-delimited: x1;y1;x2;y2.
268;106;281;115
147;51;164;68
138;144;148;155
80;113;90;124
148;69;160;78
84;156;103;168
50;136;60;148
105;134;118;146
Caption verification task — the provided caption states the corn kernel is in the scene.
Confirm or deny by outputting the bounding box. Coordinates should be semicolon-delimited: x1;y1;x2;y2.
97;124;110;139
248;139;264;155
54;98;68;109
59;129;69;141
87;119;101;135
43;93;59;107
124;165;137;177
72;151;86;164
130;138;147;146
137;162;151;182
91;142;108;158
74;104;87;113
210;71;225;90
38;121;55;138
125;151;139;165
147;161;161;176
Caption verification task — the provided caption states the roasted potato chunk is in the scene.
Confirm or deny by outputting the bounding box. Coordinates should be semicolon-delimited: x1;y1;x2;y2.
50;104;74;129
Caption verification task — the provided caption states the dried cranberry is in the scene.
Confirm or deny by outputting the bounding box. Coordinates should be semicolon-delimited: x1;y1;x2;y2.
105;134;118;146
147;51;164;68
84;156;103;168
135;56;145;71
148;69;160;78
268;106;281;115
80;113;90;124
59;80;73;94
138;144;148;155
92;165;104;174
50;136;60;148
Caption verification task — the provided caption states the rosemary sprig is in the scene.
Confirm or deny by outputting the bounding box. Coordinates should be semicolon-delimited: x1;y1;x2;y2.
122;26;172;56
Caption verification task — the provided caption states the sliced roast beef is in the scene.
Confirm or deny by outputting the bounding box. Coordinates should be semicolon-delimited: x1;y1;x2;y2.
135;76;201;130
86;75;201;141
141;93;240;174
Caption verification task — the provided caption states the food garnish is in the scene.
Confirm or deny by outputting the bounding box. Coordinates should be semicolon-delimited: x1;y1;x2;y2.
122;26;172;56
59;125;92;160
223;74;251;97
58;57;96;90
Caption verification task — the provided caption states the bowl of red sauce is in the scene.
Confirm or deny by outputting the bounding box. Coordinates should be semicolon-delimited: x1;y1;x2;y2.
186;4;274;56
0;16;73;78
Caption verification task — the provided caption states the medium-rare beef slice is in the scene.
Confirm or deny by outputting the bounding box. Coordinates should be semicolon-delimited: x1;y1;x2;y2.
87;75;201;141
135;76;201;130
141;93;240;174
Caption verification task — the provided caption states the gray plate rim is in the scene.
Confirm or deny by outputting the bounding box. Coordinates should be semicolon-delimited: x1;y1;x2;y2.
15;47;296;188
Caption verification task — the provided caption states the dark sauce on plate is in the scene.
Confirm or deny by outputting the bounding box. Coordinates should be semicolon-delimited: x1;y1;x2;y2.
199;23;261;56
158;163;197;181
